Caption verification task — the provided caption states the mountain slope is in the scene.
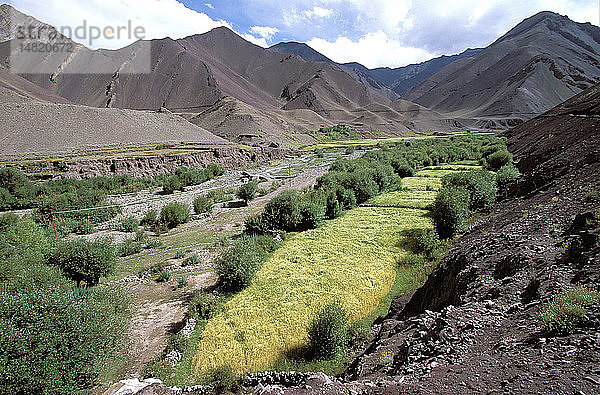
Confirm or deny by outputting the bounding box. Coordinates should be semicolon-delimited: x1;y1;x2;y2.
269;42;481;97
404;11;600;125
368;48;482;95
0;5;459;145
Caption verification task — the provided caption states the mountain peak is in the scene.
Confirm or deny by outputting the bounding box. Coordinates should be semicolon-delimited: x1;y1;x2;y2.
270;41;334;63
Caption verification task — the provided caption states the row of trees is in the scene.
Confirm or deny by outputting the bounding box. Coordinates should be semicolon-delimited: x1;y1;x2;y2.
244;135;514;236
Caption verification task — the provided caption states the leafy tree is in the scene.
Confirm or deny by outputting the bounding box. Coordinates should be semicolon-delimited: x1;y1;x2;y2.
50;238;116;287
236;181;259;205
215;236;271;291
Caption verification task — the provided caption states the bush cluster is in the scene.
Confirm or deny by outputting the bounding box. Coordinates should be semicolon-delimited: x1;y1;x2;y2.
158;164;225;194
433;168;498;239
193;195;213;214
245;135;507;236
0;217;130;393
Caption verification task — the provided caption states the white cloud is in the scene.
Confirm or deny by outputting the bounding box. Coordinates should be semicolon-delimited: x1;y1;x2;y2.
242;25;279;47
249;25;279;39
204;3;215;9
307;31;436;68
242;34;268;47
303;6;334;19
7;0;231;49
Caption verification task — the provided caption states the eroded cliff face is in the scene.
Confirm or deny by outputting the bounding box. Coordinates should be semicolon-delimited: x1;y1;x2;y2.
37;146;287;179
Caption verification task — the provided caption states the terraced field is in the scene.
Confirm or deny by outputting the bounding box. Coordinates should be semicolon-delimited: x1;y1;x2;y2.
191;165;467;375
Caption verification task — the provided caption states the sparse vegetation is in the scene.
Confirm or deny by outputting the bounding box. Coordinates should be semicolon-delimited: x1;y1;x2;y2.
158;165;225;195
540;287;600;334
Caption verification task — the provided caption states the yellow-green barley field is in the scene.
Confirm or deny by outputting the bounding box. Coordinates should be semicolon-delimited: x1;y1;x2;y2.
192;206;432;374
366;190;437;208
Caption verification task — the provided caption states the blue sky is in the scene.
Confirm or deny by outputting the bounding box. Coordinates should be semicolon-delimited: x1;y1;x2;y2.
6;0;599;68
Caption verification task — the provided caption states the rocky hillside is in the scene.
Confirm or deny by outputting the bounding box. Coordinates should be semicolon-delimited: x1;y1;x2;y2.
404;11;600;127
251;83;600;394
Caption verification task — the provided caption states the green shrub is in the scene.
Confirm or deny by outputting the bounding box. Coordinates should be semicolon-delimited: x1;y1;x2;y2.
257;190;304;233
184;254;202;266
496;164;521;186
166;333;188;353
314;148;325;158
187;291;222;320
236;181;259;205
344;146;356;155
405;228;441;260
162;175;183;194
347;323;372;351
432;186;471;239
585;191;599;201
215;237;269;292
174;250;187;259
398;254;427;267
193;195;213;214
209;365;243;395
207;188;235;203
540;287;600;334
174;277;188;289
118;239;143;257
308;301;349;360
0;286;130;393
119;216;140;232
486;150;513;171
160;202;190;229
141;209;158;227
50;238;116;287
442;169;497;211
298;200;326;230
157;269;171;283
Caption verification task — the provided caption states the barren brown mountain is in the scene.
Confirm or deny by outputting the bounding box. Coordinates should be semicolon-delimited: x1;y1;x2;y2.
404;11;600;128
0;4;462;148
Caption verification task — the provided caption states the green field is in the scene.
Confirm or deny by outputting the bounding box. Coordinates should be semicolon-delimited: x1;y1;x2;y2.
191;168;449;374
192;206;430;374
